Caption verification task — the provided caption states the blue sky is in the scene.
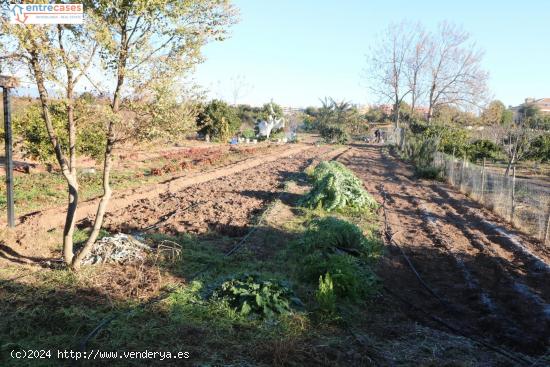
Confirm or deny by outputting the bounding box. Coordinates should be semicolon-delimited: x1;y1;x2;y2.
194;0;550;108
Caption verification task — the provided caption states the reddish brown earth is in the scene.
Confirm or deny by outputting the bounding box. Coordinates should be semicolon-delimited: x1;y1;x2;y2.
102;146;342;243
338;143;550;357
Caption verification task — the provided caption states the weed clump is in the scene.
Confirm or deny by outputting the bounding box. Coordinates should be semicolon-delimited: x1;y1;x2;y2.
301;161;378;212
210;273;299;318
295;217;379;301
316;272;336;313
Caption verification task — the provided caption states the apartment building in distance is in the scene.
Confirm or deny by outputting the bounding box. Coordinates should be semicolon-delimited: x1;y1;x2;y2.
511;97;550;122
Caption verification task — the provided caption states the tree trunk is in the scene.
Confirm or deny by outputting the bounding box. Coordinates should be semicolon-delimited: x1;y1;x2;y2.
63;175;78;264
71;125;115;269
29;49;79;265
71;28;128;269
505;152;515;177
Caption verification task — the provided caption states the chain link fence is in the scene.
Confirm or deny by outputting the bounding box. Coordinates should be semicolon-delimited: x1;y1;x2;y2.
433;152;550;243
386;127;550;245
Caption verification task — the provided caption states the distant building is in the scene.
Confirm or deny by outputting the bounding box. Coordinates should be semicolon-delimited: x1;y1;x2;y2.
511;97;550;122
282;106;303;114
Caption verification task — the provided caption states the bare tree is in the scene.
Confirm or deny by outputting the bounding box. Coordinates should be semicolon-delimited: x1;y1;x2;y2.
425;23;489;122
366;22;414;128
503;120;541;176
405;24;430;115
230;74;251;106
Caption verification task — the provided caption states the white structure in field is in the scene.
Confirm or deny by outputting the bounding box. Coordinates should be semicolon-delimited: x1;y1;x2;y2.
257;103;285;138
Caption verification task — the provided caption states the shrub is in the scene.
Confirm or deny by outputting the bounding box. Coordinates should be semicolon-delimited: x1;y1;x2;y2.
196;100;241;141
13;101;107;163
467;139;503;162
259;102;283;120
422;123;470;157
210;273;298;318
527;133;550;162
302;161;378;212
319;125;348;144
415;166;444;181
241;128;256;139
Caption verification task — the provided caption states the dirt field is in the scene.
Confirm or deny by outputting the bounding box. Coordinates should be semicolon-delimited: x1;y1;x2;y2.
338;143;550;356
102;145;338;240
1;141;549;365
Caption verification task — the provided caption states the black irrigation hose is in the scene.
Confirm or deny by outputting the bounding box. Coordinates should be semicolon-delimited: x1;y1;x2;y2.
379;185;533;366
382;285;531;366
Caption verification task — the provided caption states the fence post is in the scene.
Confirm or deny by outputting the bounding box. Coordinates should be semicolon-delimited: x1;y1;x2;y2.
1;77;18;228
480;158;486;203
510;166;516;224
544;205;550;246
459;155;466;192
449;148;455;185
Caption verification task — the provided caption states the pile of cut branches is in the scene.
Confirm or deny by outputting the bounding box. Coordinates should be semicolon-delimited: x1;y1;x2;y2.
302;161;378;212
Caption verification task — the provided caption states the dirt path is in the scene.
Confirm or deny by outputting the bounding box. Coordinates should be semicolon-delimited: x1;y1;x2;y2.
338;143;550;357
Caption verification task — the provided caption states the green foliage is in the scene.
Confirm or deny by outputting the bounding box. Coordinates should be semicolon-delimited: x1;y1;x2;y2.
316;273;336;313
415;166;444;180
468;139;503;161
294;217;379;301
301;253;377;299
316;97;362;143
236;104;262;126
13;102;106;163
302;114;317;131
211;273;297;318
422;123;470;157
259;102;283;120
319;125;349;144
527;133;550;162
432;105;480;126
302;161;378;212
304;106;319;117
365;107;387;123
302;217;378;259
196;100;241;141
400;131;443;179
241;128;256;139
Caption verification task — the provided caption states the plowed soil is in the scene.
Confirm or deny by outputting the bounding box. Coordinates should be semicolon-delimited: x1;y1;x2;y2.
338;143;550;357
102;145;340;243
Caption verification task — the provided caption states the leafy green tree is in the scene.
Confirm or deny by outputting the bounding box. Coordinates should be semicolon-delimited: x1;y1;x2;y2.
315;97;364;143
468;139;502;162
501;109;514;126
13;101;107;163
197;100;241;141
526;133;550;162
365;107;386;123
423;123;470;156
1;0;237;269
259;102;283;120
